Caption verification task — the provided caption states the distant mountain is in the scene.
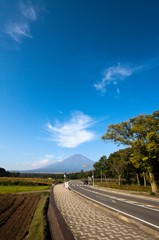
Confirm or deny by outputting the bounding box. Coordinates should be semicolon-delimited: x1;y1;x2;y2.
22;154;95;173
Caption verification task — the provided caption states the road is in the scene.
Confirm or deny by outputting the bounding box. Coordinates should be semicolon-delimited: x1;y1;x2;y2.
69;180;159;231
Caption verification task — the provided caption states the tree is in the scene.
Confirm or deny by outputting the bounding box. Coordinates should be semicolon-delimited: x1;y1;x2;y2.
109;148;137;185
102;109;159;195
108;151;126;186
0;167;11;177
93;156;108;182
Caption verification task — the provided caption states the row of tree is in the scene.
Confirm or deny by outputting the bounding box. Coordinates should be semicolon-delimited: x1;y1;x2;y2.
97;109;159;195
0;167;20;177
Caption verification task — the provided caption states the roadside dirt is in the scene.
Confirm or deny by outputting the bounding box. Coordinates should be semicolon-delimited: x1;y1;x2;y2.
0;194;40;240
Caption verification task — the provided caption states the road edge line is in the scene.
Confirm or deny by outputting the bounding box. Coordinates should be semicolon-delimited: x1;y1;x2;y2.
70;186;159;239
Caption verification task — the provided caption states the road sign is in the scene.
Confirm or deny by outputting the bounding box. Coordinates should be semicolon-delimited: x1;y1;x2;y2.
65;182;68;188
64;174;66;177
83;165;88;167
88;177;92;182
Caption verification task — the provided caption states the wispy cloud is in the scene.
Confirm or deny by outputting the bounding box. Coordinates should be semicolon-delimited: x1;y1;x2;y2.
58;110;63;114
24;159;51;168
94;58;159;95
45;111;96;148
117;88;120;93
57;159;63;162
94;63;138;94
20;1;37;21
5;23;32;42
45;154;54;159
5;1;41;43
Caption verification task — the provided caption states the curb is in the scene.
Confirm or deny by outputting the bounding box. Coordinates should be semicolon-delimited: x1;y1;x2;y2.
47;186;74;240
71;188;159;239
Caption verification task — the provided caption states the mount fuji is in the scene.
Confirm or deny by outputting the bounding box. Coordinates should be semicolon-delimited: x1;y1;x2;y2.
22;154;95;173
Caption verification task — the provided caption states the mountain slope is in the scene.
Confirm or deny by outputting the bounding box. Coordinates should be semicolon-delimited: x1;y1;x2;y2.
23;154;95;173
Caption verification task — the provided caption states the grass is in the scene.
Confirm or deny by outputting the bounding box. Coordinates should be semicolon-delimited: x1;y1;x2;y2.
93;182;154;192
25;193;51;240
0;185;51;193
0;177;53;186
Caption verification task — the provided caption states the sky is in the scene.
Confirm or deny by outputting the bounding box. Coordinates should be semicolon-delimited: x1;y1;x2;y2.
1;0;159;171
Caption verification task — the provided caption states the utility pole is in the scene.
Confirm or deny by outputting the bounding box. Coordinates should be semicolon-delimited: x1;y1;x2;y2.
92;166;94;187
64;174;66;184
101;169;102;183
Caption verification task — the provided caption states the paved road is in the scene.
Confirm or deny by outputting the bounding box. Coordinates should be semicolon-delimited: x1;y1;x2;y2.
54;183;158;240
69;180;159;232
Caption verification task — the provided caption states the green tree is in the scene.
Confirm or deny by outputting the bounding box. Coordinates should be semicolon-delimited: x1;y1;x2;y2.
102;109;159;194
0;167;11;177
93;156;108;181
108;151;126;186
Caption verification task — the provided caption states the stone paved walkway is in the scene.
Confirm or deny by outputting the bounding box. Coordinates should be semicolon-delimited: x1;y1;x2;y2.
54;184;158;240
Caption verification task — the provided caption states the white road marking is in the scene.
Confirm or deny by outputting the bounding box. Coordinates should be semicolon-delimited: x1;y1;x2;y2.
77;186;159;212
69;186;159;230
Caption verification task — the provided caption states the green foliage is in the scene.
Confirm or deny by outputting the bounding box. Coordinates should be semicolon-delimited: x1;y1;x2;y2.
150;192;156;195
102;109;159;194
107;151;126;185
93;156;110;178
58;179;64;183
0;177;53;186
96;182;152;192
102;109;159;173
26;194;50;240
0;186;51;193
0;167;20;177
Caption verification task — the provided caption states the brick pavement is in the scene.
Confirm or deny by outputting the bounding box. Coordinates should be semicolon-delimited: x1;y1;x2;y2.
54;184;158;240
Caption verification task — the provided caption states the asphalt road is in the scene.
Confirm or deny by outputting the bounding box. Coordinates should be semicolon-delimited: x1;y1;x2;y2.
69;180;159;231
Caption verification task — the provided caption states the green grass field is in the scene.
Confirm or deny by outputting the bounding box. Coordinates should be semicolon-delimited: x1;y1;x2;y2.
25;193;50;240
0;177;53;186
0;185;51;193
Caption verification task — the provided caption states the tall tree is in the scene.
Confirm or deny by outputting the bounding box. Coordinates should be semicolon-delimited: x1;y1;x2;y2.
108;151;126;186
93;156;108;181
102;109;159;195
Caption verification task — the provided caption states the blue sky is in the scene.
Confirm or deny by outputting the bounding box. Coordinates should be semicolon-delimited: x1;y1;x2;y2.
1;0;159;171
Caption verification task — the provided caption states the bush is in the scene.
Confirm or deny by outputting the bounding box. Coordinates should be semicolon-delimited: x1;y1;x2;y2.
96;182;153;192
150;192;156;195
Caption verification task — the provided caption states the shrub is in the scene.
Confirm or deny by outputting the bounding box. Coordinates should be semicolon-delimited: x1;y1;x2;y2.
150;192;156;195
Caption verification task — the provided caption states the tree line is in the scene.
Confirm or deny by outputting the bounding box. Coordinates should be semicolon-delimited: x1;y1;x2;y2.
0;167;20;177
95;109;159;195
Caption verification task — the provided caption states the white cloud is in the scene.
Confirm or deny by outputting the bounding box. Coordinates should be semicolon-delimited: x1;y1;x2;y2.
57;159;63;162
23;162;30;165
45;111;95;148
5;22;32;42
56;154;64;161
24;159;51;168
94;63;135;94
117;88;120;93
45;154;54;159
58;110;63;114
32;159;50;167
5;1;39;43
20;1;37;21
